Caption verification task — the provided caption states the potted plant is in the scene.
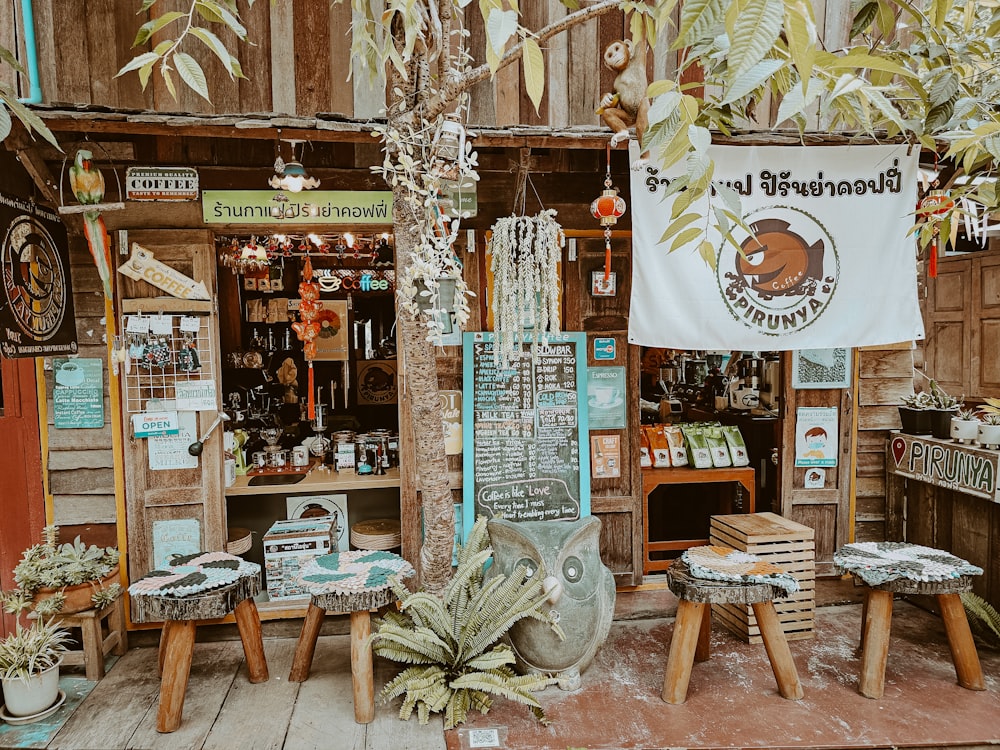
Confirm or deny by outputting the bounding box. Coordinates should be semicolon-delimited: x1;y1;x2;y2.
3;526;121;617
976;413;1000;450
898;391;936;435
0;618;71;718
950;407;981;444
926;380;961;439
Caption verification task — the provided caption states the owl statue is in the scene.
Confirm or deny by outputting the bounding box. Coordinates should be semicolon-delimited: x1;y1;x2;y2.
487;516;615;691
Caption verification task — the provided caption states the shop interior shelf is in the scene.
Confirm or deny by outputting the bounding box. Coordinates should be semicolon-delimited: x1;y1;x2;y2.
248;474;307;487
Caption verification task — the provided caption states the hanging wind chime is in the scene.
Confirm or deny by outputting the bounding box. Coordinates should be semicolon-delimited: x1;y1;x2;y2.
591;143;627;280
291;255;322;419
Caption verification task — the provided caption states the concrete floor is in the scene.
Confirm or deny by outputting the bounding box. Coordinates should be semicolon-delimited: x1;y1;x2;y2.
445;578;1000;750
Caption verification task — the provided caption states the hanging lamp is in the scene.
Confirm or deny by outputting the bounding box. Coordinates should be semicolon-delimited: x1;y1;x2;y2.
591;143;626;280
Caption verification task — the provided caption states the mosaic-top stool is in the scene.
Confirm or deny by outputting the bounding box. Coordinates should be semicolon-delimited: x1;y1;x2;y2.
834;542;985;699
128;552;269;733
288;550;414;723
663;545;804;704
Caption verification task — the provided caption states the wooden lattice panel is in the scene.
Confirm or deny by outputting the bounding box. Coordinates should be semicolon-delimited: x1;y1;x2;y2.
709;512;816;643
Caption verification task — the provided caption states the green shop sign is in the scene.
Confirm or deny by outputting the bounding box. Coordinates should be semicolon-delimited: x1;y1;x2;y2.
202;190;393;225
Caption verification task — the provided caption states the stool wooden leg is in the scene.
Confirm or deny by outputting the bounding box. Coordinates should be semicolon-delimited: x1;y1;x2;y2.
695;603;712;662
661;599;705;704
157;620;196;733
858;588;893;699
752;601;803;700
80;612;104;681
157;620;173;678
938;593;985;691
234;598;269;684
289;601;326;682
856;589;870;657
351;610;375;723
111;598;128;656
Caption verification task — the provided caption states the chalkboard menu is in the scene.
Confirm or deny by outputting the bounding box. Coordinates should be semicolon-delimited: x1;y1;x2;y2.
462;332;590;540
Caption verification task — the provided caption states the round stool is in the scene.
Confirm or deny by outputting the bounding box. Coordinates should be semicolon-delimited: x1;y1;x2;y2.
834;542;985;698
663;549;803;704
128;552;269;733
288;550;414;723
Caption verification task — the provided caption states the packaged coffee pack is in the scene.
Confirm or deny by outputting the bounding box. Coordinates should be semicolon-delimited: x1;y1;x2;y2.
723;425;750;466
639;426;653;468
664;425;688;466
648;425;671;467
681;424;713;468
705;426;732;467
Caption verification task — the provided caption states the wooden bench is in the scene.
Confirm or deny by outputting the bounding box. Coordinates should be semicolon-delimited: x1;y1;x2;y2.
130;567;269;733
50;595;128;681
662;558;803;704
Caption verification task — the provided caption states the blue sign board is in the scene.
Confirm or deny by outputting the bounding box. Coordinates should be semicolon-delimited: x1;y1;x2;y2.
593;337;616;360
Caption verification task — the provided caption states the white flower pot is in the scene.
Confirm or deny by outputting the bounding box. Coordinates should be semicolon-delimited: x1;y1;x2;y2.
977;423;1000;449
950;418;980;444
1;659;61;717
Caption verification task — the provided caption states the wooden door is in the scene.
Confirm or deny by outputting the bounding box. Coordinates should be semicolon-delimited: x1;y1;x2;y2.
779;356;855;576
0;358;45;635
925;257;972;398
972;253;1000;398
117;230;225;585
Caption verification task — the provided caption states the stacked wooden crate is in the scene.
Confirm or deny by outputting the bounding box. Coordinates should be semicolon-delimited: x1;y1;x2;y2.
709;512;815;643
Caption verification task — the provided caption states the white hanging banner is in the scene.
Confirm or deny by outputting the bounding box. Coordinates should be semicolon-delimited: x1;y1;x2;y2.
628;144;925;350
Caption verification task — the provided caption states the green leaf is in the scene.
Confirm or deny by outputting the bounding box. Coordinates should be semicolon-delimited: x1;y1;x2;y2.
0;104;11;143
138;59;156;90
659;211;699;241
198;1;247;40
720;58;785;104
825;51;915;81
670;226;704;252
727;0;783;77
677;0;725;45
698;240;717;268
875;0;895;38
0;44;24;74
486;8;518;56
0;91;58;148
116;51;162;77
849;1;878;38
783;0;816;83
138;0;158;12
133;11;186;47
162;65;177;101
775;76;819;124
173;52;210;101
522;37;544;114
189;27;235;77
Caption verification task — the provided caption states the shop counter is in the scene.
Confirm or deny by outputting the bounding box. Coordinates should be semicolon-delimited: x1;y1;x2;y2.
225;467;401;497
643;466;756;574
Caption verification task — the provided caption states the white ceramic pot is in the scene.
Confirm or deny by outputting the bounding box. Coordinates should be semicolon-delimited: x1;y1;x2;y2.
977;423;1000;449
950;417;981;444
1;659;61;717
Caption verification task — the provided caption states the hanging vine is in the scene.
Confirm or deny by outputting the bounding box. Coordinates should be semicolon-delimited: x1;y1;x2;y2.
487;209;565;369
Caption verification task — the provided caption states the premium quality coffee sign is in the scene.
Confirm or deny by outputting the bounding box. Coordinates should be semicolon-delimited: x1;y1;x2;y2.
0;194;78;358
888;433;998;503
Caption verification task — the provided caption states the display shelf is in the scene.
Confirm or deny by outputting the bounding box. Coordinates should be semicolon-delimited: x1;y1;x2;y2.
225;467;401;497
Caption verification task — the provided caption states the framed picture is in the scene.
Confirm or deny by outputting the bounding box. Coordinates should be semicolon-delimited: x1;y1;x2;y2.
591;271;616;297
792;348;851;389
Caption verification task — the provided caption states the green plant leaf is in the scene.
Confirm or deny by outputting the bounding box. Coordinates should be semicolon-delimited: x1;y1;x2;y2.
522;37;544;114
173;52;210;101
721;58;785;105
677;0;725;45
670;226;704;252
727;0;783;78
486;8;518;56
116;51;163;78
133;11;186;47
189;27;235;78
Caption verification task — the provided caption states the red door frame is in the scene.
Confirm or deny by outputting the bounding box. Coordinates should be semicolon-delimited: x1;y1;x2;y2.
0;358;46;635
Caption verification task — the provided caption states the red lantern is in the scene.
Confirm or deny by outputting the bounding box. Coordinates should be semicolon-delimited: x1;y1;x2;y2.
917;191;954;278
592;144;627;280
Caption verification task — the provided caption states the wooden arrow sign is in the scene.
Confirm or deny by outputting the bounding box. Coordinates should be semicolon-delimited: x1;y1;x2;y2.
119;243;210;300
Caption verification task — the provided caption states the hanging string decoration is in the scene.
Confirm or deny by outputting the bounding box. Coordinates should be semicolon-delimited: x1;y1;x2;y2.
291;255;322;419
591;143;627;281
917;191;954;279
487;209;564;369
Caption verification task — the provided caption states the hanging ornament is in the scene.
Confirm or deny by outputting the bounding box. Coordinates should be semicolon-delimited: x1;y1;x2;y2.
917;190;954;279
291;255;322;419
591;143;626;280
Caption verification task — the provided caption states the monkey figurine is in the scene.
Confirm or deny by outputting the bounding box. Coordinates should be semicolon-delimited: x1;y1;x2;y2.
597;31;651;169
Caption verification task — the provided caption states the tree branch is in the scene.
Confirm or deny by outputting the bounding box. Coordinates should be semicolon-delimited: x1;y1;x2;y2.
429;0;624;121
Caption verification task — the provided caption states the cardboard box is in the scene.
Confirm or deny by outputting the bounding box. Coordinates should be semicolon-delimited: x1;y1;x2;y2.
263;516;336;600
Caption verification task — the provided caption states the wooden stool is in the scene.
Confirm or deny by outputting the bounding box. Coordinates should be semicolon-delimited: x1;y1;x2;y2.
50;595;128;681
130;567;269;733
289;587;399;724
662;559;804;704
835;542;985;699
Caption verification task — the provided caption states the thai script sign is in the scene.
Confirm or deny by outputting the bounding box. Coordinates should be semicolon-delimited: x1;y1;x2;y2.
202;190;392;225
888;433;999;503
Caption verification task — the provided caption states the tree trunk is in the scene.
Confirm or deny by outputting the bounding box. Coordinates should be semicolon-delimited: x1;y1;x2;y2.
391;181;455;597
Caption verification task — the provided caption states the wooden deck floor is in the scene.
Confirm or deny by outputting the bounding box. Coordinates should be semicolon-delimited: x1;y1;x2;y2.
45;633;445;750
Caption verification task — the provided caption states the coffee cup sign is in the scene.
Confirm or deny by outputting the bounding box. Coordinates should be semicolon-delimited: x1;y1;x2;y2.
119;243;210;300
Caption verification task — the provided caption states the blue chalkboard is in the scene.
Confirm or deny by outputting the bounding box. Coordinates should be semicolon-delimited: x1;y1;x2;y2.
462;332;590;542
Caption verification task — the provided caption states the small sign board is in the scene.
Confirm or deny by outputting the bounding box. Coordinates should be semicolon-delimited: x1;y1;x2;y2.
586;366;626;430
593;337;616;361
151;518;201;568
126;167;199;201
174;380;218;411
53;358;103;428
888;433;999;503
148;411;198;470
119;243;210;300
132;410;179;438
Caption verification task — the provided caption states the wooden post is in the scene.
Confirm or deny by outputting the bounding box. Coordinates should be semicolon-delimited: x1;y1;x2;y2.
350;610;375;723
752;601;803;700
937;593;985;691
858;588;894;698
234;598;269;684
289;602;326;682
156;620;196;733
661;599;705;704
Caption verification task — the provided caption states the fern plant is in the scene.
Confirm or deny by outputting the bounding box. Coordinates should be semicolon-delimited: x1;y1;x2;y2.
372;516;564;729
960;592;1000;650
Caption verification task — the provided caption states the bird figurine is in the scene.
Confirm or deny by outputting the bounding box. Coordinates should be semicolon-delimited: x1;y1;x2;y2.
69;149;113;299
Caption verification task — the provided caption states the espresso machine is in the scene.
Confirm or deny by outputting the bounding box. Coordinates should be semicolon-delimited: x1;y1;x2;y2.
728;353;763;411
657;360;684;418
